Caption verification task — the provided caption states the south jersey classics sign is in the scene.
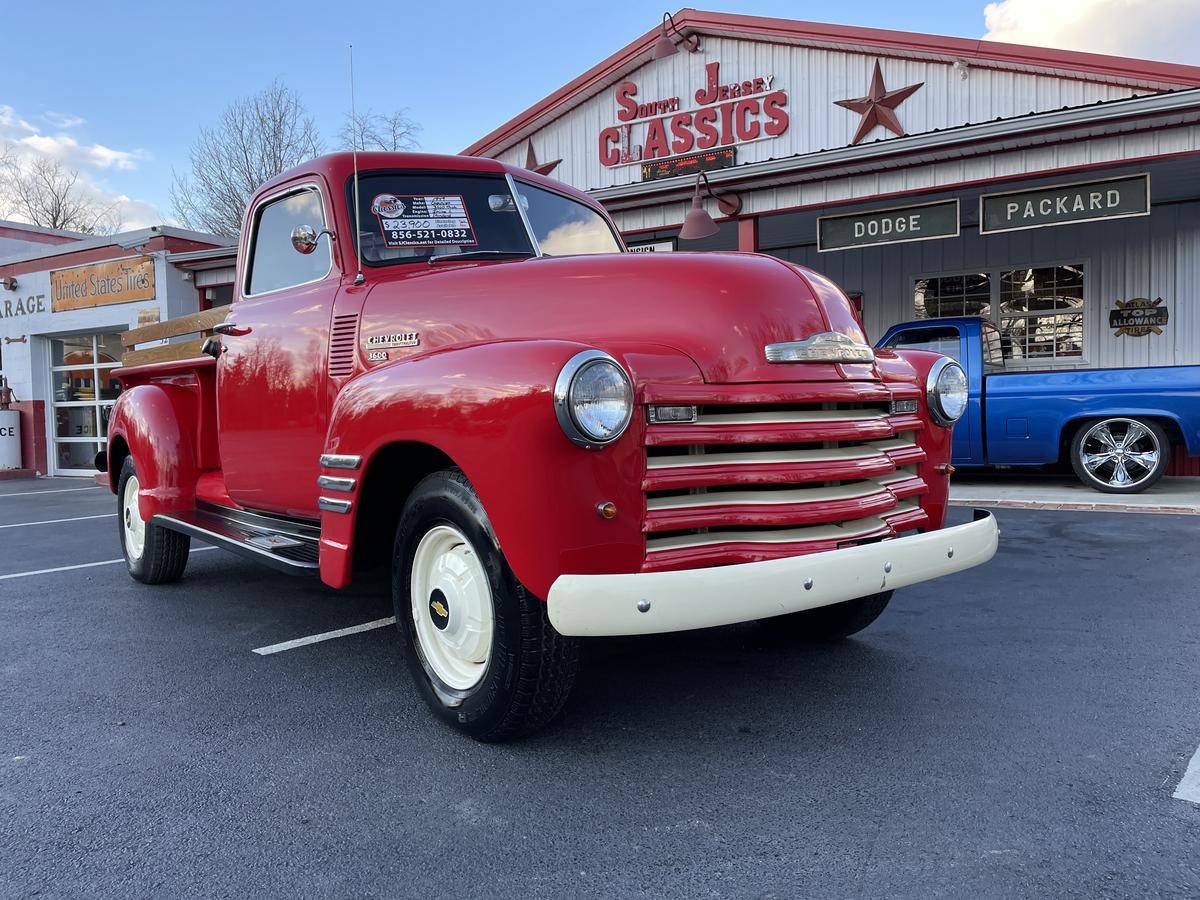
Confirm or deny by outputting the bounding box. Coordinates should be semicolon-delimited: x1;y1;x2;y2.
598;61;789;169
980;174;1150;234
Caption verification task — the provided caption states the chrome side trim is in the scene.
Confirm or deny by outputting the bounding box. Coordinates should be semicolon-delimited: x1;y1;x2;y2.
319;454;361;470
317;475;356;492
318;497;353;514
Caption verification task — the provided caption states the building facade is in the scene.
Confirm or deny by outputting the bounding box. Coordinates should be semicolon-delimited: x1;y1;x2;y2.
465;11;1200;382
0;227;235;476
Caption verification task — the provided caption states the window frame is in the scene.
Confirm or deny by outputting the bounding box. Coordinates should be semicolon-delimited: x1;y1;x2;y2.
910;256;1091;367
242;182;334;300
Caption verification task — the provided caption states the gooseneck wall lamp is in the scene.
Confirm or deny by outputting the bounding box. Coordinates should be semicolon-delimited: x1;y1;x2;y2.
678;171;742;241
652;11;701;59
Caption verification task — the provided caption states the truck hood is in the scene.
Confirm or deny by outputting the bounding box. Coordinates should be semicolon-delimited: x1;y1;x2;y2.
359;251;876;383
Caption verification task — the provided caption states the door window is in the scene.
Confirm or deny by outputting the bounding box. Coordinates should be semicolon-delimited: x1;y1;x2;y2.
245;187;331;296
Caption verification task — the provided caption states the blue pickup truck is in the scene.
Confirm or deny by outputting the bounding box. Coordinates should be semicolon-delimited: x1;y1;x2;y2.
876;316;1200;493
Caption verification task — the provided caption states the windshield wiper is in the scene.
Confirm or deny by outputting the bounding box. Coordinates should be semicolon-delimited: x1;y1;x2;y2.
427;250;534;265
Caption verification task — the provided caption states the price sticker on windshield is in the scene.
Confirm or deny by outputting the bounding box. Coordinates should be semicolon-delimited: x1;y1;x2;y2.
371;194;477;247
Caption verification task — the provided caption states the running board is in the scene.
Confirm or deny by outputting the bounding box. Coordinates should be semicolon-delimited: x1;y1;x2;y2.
153;506;321;576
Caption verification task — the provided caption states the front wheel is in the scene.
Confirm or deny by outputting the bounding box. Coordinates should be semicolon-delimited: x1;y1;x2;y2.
1070;416;1169;493
393;469;579;741
117;456;190;584
761;590;893;641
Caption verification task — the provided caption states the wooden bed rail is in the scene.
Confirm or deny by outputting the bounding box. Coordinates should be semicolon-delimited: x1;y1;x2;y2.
119;306;229;368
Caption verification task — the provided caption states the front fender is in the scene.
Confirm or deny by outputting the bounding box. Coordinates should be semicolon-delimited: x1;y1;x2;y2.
321;340;696;596
107;383;201;521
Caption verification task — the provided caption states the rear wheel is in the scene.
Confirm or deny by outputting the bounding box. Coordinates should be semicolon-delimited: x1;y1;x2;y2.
117;456;190;584
393;469;579;741
1070;416;1168;494
762;590;893;641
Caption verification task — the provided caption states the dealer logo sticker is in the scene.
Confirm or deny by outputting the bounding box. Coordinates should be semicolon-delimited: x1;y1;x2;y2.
365;331;420;349
370;193;405;218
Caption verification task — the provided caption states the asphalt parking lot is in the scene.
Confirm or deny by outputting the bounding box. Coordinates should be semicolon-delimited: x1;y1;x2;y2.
3;478;1200;898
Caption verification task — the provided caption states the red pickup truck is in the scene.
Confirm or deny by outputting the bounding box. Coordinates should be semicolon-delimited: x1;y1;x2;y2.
104;152;998;740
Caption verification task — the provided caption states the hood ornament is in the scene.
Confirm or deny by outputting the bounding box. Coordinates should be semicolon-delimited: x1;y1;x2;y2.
765;332;875;363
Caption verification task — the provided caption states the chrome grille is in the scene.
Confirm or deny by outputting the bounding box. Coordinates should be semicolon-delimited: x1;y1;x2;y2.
640;384;929;571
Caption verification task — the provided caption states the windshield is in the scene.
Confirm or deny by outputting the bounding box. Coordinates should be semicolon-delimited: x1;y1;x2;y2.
350;172;533;266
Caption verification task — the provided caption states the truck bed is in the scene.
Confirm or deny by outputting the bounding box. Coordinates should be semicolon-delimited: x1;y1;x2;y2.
982;364;1200;465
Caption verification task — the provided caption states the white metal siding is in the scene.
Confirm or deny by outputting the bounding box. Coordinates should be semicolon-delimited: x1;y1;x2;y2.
500;37;1141;192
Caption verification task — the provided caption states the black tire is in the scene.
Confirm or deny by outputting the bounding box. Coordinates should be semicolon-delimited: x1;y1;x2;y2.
762;590;893;641
1069;416;1169;494
117;456;190;584
393;469;579;741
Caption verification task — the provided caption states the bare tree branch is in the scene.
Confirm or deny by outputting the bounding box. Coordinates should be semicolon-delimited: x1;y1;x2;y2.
0;145;122;234
338;108;421;153
171;80;324;237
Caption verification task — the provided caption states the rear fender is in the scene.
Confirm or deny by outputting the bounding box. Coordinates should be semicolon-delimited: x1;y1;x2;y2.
106;383;201;520
319;340;695;595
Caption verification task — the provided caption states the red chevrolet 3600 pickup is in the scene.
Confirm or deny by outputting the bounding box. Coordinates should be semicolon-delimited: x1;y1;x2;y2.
104;152;998;740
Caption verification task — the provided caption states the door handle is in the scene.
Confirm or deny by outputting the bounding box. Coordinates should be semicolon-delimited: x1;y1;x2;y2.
213;322;252;337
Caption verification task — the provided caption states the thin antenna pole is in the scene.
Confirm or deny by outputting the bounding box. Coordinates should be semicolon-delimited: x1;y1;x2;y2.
349;44;365;285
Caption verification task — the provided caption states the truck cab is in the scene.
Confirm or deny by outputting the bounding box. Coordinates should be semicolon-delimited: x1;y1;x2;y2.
106;152;998;740
878;316;1200;492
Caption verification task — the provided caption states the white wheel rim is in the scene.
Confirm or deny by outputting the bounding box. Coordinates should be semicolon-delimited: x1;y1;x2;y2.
410;525;494;692
122;475;146;560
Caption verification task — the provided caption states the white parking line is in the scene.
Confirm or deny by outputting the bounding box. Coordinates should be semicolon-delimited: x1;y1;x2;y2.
0;487;105;498
252;617;397;656
0;513;115;529
0;546;217;581
1173;744;1200;803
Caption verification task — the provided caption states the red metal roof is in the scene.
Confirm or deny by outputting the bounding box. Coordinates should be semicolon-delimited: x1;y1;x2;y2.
463;8;1200;158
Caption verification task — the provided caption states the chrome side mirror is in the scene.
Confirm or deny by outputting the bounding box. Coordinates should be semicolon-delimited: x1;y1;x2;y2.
291;224;334;255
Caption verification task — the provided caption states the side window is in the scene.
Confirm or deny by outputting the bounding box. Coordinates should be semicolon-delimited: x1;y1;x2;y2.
882;326;962;361
514;182;622;256
246;187;330;296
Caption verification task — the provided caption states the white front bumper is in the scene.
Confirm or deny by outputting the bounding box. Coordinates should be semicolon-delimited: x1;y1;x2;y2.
547;509;998;637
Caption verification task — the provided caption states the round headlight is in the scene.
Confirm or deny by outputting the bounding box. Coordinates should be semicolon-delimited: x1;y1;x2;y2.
554;350;633;448
926;358;968;426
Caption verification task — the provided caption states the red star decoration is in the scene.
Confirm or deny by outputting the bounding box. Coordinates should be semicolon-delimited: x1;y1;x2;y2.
525;140;562;177
835;60;924;146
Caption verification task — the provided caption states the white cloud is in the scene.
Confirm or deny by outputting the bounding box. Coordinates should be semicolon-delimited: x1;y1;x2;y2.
0;102;162;230
982;0;1200;64
42;111;85;129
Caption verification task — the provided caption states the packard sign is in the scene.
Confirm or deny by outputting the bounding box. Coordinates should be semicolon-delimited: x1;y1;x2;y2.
980;174;1150;234
50;257;155;313
818;200;959;252
599;61;789;169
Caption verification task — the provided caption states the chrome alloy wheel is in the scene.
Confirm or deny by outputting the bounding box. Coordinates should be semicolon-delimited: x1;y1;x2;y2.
409;525;494;693
1078;418;1161;489
122;474;146;560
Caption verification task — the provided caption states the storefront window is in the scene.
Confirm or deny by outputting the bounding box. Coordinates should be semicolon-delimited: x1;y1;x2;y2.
999;265;1084;360
914;273;991;318
913;264;1085;364
49;332;123;474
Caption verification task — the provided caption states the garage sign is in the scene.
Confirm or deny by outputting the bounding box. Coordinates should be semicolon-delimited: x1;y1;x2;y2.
818;200;959;252
980;174;1150;234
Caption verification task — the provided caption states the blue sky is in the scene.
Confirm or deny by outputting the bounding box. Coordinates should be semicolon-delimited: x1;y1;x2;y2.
1;0;1194;229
